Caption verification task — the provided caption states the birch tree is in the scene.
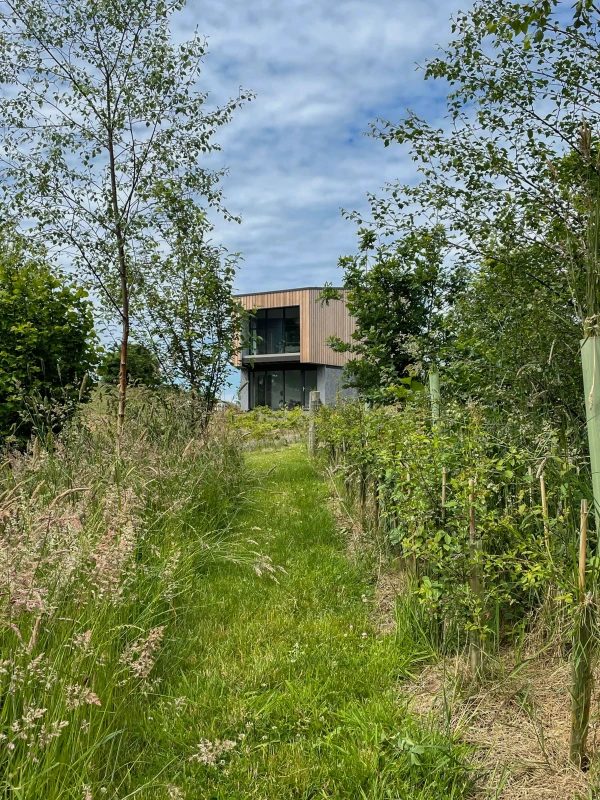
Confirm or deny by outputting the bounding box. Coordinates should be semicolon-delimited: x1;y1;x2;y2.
0;0;249;438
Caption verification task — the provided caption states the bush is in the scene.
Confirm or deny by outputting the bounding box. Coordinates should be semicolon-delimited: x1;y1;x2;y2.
0;237;96;444
317;398;588;651
98;343;163;388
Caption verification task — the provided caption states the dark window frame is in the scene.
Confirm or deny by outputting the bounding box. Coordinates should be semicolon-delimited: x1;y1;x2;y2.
248;306;300;355
249;366;317;410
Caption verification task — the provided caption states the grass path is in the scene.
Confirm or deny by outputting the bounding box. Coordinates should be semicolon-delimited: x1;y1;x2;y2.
135;445;473;799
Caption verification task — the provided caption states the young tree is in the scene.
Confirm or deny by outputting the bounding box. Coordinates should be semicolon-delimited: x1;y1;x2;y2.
0;230;96;444
134;204;244;427
344;0;600;433
324;226;460;403
0;0;250;439
444;243;581;423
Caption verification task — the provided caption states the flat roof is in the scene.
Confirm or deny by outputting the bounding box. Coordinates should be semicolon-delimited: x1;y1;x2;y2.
235;286;345;298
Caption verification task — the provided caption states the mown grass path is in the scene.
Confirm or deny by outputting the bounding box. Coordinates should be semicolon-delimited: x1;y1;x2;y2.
136;445;472;799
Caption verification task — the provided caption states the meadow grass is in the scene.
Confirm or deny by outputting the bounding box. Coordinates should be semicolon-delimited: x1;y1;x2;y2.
128;445;475;799
0;390;252;799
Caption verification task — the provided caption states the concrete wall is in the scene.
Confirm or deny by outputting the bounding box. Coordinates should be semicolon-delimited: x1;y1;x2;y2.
239;367;250;411
316;366;357;406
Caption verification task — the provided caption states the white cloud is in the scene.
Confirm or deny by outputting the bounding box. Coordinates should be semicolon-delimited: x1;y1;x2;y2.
173;0;464;294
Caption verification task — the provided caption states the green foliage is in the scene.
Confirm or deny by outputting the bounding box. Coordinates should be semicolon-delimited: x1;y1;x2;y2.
135;223;245;418
0;0;251;430
0;235;96;444
317;398;590;650
341;0;600;418
229;405;308;445
98;343;163;388
326;226;462;402
444;245;582;426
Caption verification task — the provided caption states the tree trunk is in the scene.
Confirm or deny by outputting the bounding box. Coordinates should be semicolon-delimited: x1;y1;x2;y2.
105;72;129;444
117;297;129;441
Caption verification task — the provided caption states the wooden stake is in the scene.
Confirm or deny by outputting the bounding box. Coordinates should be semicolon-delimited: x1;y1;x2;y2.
540;473;550;552
579;499;588;602
469;479;483;674
308;390;320;457
441;467;447;524
429;366;441;423
469;479;476;541
570;498;593;769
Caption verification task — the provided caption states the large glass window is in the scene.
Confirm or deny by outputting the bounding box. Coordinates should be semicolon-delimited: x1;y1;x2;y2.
254;372;265;407
284;370;302;409
266;371;284;409
304;369;317;399
248;306;300;355
250;368;317;410
284;306;300;353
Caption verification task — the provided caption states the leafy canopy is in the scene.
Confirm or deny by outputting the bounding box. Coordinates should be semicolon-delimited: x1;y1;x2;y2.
325;226;462;402
99;343;163;389
0;233;96;443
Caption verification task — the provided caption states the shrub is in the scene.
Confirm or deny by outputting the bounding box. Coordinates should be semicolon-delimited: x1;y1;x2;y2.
0;236;96;445
317;398;588;651
98;343;163;388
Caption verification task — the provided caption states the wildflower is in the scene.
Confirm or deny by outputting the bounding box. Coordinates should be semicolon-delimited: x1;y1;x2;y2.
167;787;185;800
172;696;187;712
82;786;92;800
188;738;237;766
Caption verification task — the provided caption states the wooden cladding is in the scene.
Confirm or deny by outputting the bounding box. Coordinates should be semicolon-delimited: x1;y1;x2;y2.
233;287;356;367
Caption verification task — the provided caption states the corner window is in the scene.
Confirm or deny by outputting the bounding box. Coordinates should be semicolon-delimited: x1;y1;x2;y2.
248;306;300;355
250;368;317;410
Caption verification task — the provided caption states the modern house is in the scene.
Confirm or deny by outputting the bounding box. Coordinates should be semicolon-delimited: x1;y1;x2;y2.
233;287;357;411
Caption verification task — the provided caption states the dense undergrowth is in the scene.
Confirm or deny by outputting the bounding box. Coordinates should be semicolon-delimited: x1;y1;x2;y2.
316;398;595;656
229;405;308;447
0;389;255;798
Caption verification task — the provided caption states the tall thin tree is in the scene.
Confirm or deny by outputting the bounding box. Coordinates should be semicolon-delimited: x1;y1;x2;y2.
0;0;249;438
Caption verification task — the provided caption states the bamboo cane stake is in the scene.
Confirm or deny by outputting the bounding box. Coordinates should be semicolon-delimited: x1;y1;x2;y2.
308;390;320;457
469;479;483;674
579;499;588;602
570;499;593;769
441;467;447;524
539;473;550;552
429;366;441;423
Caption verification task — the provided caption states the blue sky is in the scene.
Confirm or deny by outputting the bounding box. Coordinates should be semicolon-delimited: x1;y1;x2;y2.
174;0;463;295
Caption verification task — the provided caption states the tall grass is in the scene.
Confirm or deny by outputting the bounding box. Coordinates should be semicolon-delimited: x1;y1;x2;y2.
0;388;251;798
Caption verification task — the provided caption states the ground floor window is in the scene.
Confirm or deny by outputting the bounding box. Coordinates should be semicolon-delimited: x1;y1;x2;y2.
250;368;317;410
